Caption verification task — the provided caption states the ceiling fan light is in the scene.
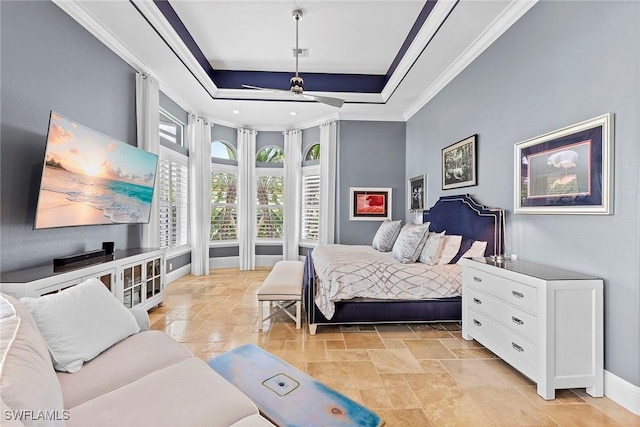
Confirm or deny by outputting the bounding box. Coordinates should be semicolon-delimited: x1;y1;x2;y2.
290;76;304;94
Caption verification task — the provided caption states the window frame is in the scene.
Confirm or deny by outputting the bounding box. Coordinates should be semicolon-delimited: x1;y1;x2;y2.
255;166;284;244
209;162;239;248
159;109;184;147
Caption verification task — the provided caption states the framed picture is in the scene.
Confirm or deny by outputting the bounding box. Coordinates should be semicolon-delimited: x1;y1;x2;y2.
408;175;426;211
349;187;392;221
514;113;614;215
442;135;477;190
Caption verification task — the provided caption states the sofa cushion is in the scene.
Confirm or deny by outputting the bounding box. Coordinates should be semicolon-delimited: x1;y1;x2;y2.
20;278;140;373
67;358;262;427
0;297;65;427
58;330;192;409
232;414;275;426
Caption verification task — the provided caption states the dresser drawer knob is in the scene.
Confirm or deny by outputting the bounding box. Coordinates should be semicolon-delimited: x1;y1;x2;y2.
473;319;482;327
512;290;525;299
511;316;524;325
512;342;524;352
473;298;482;305
473;276;482;282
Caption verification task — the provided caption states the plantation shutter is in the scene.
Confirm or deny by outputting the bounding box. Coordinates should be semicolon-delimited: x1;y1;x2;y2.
301;172;320;241
159;158;188;248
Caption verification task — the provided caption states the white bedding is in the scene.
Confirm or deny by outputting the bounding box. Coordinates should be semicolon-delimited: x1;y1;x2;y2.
312;244;462;319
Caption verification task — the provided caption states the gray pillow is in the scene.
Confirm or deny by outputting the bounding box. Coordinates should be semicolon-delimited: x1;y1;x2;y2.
391;222;431;263
372;220;402;252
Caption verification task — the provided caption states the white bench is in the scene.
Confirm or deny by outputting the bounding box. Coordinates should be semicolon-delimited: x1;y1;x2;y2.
257;260;305;330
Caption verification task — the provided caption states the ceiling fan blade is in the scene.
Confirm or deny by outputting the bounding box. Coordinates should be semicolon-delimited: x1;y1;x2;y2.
302;93;345;108
241;84;292;95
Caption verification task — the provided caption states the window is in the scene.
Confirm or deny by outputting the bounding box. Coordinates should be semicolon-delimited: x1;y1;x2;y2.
256;169;284;239
158;148;188;250
301;165;320;242
256;146;284;163
304;143;320;161
211;140;236;160
210;164;238;241
159;110;184;146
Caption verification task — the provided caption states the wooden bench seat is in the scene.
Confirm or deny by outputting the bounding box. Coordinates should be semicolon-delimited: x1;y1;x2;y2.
257;260;305;330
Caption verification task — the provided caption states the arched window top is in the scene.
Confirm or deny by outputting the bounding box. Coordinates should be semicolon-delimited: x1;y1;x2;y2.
304;143;320;161
211;140;236;160
256;146;284;163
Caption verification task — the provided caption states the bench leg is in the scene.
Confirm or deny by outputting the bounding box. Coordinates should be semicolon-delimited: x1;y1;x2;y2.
309;323;317;335
258;300;264;331
295;301;301;329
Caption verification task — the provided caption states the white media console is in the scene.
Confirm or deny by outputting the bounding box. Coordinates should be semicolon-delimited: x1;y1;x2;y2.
0;248;165;311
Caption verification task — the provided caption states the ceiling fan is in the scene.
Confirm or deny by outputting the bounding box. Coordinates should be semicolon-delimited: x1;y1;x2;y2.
242;10;345;108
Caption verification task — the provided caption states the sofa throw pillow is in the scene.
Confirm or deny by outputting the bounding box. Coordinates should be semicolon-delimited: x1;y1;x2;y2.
372;220;402;252
20;278;140;373
391;222;430;263
418;231;446;265
0;294;65;427
437;235;463;265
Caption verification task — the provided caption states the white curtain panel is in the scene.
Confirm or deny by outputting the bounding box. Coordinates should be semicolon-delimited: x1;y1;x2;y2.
188;116;212;276
237;129;257;270
319;121;337;245
283;130;302;260
135;73;160;249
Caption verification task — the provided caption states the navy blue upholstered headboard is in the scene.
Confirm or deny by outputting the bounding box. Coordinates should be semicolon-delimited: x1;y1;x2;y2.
423;194;502;257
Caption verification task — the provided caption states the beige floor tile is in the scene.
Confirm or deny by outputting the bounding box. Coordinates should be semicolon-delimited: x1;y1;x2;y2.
404;339;456;360
467;387;558;426
517;386;586;406
359;387;394;409
571;390;640;426
326;349;371;362
540;404;622;426
344;332;386;349
306;360;381;391
380;374;421;409
368;349;424;374
376;408;433;427
441;358;533;387
375;324;419;340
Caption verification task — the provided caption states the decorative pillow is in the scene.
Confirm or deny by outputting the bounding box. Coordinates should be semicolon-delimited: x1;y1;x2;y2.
20;278;140;373
458;240;488;261
391;222;430;263
0;295;65;427
372;220;402;252
437;235;463;265
418;231;446;265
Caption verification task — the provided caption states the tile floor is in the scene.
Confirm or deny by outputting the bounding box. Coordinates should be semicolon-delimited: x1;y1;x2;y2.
150;268;640;427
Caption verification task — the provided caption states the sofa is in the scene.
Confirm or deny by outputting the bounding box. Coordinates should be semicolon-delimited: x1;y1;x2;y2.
0;279;273;427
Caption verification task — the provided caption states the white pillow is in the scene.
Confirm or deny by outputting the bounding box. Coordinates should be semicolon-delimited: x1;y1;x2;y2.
418;231;446;265
437;235;463;265
459;241;488;261
391;222;430;263
20;278;140;373
371;220;402;252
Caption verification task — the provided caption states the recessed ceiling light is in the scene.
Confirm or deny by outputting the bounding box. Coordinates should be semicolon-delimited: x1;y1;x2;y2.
232;110;240;114
290;111;297;116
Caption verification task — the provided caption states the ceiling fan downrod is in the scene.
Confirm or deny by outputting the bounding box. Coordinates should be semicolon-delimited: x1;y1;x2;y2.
290;10;304;94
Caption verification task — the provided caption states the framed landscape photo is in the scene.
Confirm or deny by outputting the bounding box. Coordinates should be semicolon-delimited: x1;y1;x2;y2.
349;187;392;221
514;113;614;215
442;135;477;190
408;175;426;211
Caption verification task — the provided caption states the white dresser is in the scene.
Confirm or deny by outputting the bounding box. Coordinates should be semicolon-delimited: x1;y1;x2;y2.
460;257;603;400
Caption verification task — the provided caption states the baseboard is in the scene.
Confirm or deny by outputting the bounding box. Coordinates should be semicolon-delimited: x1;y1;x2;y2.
209;256;238;269
166;264;190;284
256;255;281;267
605;370;640;415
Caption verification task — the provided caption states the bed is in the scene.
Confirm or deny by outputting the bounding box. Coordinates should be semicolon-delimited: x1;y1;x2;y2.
303;194;502;335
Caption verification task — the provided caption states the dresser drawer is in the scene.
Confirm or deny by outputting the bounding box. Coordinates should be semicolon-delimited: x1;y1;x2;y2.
465;287;538;342
466;309;538;370
464;268;538;314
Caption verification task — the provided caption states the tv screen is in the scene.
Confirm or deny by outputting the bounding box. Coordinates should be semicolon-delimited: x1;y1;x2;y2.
34;112;159;229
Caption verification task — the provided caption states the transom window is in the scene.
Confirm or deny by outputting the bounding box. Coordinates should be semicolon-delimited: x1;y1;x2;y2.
256;146;284;163
159;110;184;147
304;143;320;161
211;140;236;160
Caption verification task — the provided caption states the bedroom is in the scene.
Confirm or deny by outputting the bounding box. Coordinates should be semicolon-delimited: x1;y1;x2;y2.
1;0;639;424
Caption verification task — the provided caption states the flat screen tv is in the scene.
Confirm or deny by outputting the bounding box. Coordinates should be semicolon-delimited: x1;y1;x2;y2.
34;111;159;229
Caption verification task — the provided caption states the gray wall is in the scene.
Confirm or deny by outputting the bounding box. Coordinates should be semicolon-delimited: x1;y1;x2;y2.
338;121;406;244
406;1;640;386
0;1;138;272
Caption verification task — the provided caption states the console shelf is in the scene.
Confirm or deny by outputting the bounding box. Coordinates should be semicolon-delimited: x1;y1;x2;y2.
0;248;165;311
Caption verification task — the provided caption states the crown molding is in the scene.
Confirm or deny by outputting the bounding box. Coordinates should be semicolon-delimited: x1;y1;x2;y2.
381;0;457;102
403;0;538;120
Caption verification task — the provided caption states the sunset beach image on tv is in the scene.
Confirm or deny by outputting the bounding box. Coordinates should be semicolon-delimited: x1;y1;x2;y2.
34;112;159;229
